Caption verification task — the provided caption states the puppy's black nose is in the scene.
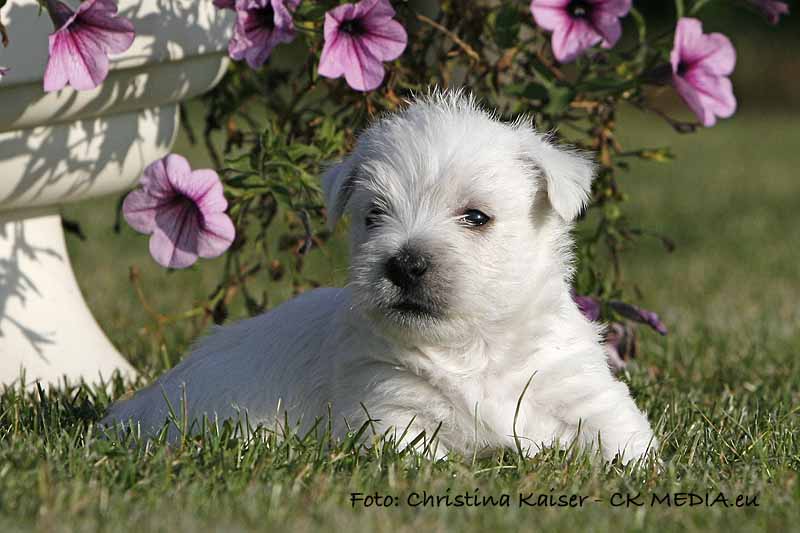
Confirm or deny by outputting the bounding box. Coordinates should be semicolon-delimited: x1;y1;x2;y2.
385;248;429;289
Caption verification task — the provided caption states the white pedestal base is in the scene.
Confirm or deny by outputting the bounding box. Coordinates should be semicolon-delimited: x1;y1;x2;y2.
0;0;233;389
0;209;137;388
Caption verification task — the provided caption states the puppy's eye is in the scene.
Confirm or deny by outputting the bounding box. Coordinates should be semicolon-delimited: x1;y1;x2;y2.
365;207;386;229
459;209;491;228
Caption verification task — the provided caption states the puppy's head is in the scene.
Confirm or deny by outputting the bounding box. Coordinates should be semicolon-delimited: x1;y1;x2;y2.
323;91;594;345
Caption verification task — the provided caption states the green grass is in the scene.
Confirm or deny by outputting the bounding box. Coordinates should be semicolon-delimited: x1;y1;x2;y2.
0;106;798;532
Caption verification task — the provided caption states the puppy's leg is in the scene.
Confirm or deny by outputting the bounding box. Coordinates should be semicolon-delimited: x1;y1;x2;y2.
553;375;657;462
346;404;451;460
337;365;454;459
382;409;451;460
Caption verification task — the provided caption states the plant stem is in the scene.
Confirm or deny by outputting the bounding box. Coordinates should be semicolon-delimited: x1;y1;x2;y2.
675;0;686;18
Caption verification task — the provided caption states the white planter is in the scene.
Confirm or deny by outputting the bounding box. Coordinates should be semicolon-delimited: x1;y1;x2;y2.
0;0;233;387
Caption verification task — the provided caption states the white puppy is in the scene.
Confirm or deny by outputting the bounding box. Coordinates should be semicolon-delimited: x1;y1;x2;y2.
103;91;656;462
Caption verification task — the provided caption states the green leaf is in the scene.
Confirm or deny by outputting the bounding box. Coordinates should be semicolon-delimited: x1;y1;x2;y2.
494;3;521;49
287;143;322;161
528;55;559;87
270;184;293;203
544;85;575;115
296;2;327;21
577;77;637;94
506;82;549;101
227;174;268;189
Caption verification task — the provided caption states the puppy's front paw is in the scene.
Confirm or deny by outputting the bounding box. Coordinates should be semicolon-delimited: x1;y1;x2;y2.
613;430;659;465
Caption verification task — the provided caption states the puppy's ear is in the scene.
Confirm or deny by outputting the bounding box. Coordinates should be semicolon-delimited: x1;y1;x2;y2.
321;156;358;229
527;135;595;222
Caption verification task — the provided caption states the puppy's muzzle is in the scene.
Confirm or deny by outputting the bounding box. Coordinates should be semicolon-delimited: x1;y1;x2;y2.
377;246;444;319
385;247;429;290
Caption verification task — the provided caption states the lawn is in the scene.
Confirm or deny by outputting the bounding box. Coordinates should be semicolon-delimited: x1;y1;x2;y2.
0;103;797;531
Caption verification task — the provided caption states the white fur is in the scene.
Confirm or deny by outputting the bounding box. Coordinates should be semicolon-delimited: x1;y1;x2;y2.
103;91;656;462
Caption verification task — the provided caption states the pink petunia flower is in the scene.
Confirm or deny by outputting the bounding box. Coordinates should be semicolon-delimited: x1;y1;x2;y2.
43;0;135;92
123;154;236;269
749;0;790;24
228;0;300;70
671;18;736;128
530;0;631;63
318;0;408;92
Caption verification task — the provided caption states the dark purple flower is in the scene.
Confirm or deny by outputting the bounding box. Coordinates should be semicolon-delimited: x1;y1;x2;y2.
671;17;736;127
123;154;235;269
318;0;408;92
604;322;636;371
43;0;135;92
573;294;601;322
572;295;663;370
749;0;790;24
609;301;667;336
530;0;631;63
228;0;300;70
214;0;236;9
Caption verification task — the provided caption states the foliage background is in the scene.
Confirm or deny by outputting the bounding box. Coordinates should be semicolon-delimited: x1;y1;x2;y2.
64;1;799;372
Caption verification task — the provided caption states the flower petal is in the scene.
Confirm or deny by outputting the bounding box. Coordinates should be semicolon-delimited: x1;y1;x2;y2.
574;295;601;322
589;0;631;17
248;27;293;69
673;18;735;75
150;201;201;269
170;168;228;214
697;33;736;76
673;74;712;126
141;154;189;200
42;0;134;92
319;0;406;89
685;67;736;121
76;0;135;54
229;0;297;69
360;18;407;61
197;213;236;259
604;321;634;370
591;10;623;48
609;301;668;336
48;0;80;30
324;2;358;30
354;0;396;22
671;18;737;127
122;188;164;234
161;154;193;188
43;34;71;91
318;28;348;78
530;2;572;32
273;0;301;29
672;17;701;71
343;34;387;92
228;25;251;60
44;29;110;91
550;19;602;63
749;0;790;25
